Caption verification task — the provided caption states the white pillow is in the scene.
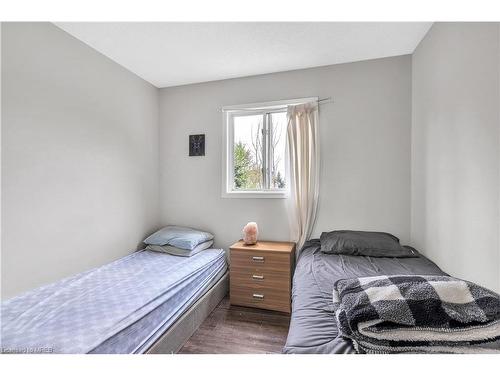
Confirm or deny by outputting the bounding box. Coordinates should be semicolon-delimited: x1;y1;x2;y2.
143;225;214;250
146;240;213;257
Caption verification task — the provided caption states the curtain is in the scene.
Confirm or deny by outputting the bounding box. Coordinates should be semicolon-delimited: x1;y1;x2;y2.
286;102;320;255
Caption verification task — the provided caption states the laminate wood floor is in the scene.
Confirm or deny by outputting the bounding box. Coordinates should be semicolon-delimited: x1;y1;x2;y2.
178;296;290;354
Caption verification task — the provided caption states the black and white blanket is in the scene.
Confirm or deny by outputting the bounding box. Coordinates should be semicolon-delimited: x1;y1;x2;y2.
333;275;500;353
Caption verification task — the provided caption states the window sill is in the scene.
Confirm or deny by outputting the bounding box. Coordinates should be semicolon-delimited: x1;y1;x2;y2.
221;190;289;199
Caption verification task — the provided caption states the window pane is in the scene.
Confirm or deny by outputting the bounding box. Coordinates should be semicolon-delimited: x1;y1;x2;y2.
233;114;263;190
270;112;287;189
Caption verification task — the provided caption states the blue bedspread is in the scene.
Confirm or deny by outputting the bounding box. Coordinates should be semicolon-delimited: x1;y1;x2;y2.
1;249;227;354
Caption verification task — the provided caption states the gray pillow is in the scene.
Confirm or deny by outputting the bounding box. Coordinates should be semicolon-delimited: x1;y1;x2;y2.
143;225;214;250
320;230;418;257
146;240;213;257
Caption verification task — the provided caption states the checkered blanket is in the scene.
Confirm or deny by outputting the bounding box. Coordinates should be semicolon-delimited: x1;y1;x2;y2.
333;275;500;353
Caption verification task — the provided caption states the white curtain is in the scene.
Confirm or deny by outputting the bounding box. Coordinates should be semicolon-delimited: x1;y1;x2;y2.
286;102;320;254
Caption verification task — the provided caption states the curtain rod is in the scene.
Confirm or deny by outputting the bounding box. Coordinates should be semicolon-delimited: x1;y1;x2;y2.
317;97;333;104
219;97;333;112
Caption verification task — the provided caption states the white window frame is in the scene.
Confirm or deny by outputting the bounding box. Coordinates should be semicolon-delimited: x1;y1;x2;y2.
221;97;318;198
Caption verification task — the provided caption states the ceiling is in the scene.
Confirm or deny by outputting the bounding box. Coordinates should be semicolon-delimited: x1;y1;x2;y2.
55;22;432;88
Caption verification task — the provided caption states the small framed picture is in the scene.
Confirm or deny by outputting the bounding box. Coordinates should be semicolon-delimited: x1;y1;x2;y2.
189;134;205;156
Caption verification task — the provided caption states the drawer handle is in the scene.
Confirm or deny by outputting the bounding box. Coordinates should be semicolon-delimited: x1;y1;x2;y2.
252;274;264;280
252;256;264;262
252;293;264;299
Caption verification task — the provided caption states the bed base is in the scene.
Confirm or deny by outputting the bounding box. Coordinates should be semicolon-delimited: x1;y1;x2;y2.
145;272;228;354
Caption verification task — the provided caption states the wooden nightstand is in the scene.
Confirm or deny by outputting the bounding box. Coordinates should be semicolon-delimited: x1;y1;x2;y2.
229;240;295;314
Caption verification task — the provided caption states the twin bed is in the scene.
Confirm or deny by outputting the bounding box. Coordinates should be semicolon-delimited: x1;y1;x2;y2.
283;239;445;353
1;248;227;354
284;239;500;353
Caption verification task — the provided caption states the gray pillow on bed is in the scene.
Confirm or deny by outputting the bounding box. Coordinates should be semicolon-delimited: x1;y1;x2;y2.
320;230;418;257
146;240;213;257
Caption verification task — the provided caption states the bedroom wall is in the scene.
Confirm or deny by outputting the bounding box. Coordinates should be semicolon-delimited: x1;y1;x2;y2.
1;23;160;299
411;22;500;292
158;55;412;251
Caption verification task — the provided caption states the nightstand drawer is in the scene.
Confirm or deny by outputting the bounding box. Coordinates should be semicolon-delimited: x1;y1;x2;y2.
230;285;291;313
230;269;290;291
230;249;290;274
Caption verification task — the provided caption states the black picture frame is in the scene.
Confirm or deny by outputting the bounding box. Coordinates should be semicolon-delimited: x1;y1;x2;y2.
189;134;205;156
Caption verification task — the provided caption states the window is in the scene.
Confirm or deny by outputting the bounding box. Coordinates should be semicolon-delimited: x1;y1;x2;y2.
222;98;317;198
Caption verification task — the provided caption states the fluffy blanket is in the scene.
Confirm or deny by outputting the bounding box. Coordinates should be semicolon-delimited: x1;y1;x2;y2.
333;275;500;353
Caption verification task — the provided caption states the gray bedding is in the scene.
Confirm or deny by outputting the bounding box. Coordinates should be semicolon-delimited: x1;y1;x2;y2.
282;239;446;354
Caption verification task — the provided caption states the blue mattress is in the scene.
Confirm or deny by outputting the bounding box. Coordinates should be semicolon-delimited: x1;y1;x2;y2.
1;249;227;354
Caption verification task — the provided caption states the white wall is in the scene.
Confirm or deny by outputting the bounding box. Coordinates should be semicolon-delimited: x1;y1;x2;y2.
411;23;500;292
1;23;160;299
159;56;412;251
1;23;3;297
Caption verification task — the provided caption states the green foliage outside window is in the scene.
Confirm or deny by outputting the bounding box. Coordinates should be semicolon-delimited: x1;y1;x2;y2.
234;141;285;190
234;142;261;189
